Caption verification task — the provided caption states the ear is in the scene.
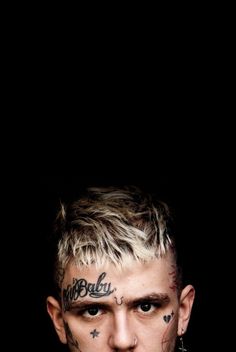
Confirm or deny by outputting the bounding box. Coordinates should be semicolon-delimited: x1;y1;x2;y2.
46;296;67;344
177;285;195;336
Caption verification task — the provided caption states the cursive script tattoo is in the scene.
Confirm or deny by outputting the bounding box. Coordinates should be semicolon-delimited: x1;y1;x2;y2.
63;272;115;311
90;329;100;338
114;296;124;305
64;321;81;351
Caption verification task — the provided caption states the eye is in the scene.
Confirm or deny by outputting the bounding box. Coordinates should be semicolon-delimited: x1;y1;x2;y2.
81;306;104;318
136;302;159;314
87;307;100;316
140;303;152;312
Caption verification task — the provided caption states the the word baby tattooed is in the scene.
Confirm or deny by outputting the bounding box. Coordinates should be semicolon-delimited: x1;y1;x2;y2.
63;272;115;311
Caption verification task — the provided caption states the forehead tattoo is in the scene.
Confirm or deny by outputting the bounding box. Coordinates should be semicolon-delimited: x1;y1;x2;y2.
62;272;115;311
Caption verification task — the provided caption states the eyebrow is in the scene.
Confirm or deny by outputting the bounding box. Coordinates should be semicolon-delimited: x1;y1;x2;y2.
68;293;170;311
69;300;110;310
126;293;170;308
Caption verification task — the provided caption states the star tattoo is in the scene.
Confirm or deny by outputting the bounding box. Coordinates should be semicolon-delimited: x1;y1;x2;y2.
90;329;100;338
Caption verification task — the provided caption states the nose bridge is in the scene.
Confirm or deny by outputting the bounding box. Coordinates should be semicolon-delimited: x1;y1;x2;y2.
109;310;135;349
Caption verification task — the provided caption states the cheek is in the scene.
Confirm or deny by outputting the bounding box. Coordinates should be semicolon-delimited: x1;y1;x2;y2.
67;319;107;351
136;318;178;351
65;315;178;351
160;317;178;352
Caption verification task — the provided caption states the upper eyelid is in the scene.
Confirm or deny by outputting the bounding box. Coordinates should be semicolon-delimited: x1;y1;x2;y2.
130;300;163;309
134;303;161;310
74;304;109;313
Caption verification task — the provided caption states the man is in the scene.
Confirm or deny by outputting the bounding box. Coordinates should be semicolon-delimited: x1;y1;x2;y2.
47;186;195;351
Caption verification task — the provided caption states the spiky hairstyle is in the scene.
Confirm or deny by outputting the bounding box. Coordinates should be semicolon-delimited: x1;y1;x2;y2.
53;186;176;290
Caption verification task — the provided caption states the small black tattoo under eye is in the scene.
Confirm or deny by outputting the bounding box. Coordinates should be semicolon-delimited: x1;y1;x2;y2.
114;296;124;305
90;329;100;338
163;311;174;324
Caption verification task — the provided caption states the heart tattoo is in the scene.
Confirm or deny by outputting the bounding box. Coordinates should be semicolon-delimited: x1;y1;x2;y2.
163;315;172;323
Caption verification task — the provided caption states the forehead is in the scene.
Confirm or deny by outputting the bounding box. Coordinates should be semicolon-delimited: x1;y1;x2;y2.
63;253;175;296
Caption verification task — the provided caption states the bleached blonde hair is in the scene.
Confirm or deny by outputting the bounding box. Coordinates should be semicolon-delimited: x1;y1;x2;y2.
54;186;175;288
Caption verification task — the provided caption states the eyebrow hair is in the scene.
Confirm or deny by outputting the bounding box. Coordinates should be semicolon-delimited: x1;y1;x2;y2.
67;293;170;311
126;293;170;308
69;300;110;310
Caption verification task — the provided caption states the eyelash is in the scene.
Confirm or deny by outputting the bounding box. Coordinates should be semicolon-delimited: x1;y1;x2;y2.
76;306;105;319
84;307;102;318
135;302;161;315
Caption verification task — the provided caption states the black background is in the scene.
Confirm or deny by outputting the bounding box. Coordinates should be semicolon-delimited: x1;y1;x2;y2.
1;9;233;350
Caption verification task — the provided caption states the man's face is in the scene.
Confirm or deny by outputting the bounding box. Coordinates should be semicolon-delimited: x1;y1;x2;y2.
48;253;194;352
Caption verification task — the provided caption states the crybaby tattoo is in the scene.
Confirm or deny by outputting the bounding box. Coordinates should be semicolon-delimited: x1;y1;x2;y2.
90;329;100;338
63;272;115;311
63;321;82;351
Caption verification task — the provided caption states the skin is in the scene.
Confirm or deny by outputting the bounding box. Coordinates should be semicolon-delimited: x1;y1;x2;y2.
47;252;195;352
